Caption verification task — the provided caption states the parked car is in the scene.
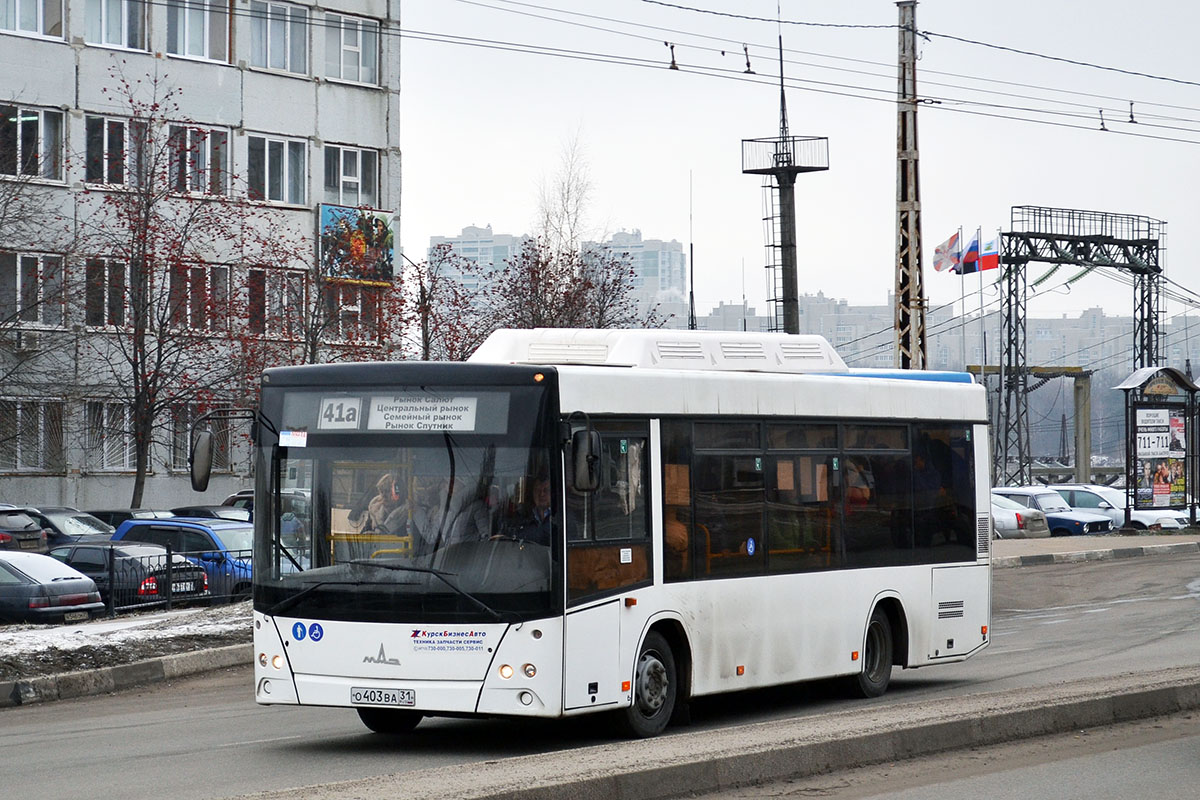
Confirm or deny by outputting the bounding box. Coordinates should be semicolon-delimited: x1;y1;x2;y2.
85;509;175;528
0;551;105;624
47;541;210;609
992;487;1113;536
22;507;115;548
1050;484;1190;531
169;505;252;522
0;508;50;554
990;494;1051;539
221;489;310;547
112;518;254;602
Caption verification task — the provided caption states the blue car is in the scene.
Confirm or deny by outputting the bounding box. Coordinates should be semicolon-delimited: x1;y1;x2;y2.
112;518;254;602
992;487;1113;537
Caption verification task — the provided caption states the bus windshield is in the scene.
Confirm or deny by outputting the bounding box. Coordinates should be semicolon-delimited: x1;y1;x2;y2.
253;384;559;623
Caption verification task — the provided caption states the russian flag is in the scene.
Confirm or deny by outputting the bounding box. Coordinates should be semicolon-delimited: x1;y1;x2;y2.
979;237;999;270
956;234;980;274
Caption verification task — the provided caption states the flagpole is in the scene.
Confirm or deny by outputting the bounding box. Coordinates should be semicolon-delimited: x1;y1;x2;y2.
958;226;965;369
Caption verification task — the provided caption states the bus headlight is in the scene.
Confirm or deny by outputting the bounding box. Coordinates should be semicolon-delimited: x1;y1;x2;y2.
258;652;268;667
522;663;537;678
272;655;285;670
499;664;514;679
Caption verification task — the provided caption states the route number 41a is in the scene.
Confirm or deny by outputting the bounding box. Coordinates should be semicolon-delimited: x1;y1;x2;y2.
319;398;361;430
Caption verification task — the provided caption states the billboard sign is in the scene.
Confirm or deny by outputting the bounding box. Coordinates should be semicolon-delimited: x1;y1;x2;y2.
319;204;395;284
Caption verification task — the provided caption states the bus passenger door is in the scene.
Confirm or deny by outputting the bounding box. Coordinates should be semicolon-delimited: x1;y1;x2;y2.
564;600;622;710
562;425;652;712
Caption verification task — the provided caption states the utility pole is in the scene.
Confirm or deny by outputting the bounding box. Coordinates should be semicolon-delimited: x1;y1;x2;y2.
894;0;927;369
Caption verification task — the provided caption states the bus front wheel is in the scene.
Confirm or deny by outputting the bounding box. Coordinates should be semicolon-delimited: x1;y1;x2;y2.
357;707;423;734
618;631;677;738
850;608;893;698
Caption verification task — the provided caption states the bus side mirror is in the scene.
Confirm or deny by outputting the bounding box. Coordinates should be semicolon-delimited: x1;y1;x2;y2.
190;430;213;492
571;430;601;493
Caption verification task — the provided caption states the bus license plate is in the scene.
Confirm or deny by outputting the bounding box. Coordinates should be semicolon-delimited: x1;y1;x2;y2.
350;687;415;707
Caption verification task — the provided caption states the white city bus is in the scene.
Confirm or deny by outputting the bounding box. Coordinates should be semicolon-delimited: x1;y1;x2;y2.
198;329;991;738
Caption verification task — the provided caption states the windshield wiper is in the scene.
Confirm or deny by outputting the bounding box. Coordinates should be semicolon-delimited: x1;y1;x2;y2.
266;580;360;617
346;560;512;623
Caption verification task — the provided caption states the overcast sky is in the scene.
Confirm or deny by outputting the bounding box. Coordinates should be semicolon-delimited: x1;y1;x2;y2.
398;0;1200;322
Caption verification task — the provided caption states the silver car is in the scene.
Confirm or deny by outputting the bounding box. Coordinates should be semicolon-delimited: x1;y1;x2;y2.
991;494;1051;539
1052;484;1190;531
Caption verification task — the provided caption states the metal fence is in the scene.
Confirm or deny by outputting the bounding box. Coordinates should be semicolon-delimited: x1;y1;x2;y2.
103;547;253;615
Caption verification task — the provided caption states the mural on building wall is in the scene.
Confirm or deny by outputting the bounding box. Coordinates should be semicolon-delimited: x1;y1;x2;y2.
319;204;395;284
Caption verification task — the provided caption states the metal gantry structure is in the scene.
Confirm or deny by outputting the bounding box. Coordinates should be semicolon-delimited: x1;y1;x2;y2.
894;0;926;370
742;34;828;334
996;205;1165;485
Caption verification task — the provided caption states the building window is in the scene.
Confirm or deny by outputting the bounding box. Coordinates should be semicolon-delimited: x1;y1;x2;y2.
0;105;64;180
84;0;145;48
167;263;229;330
0;399;64;472
324;283;378;341
248;268;305;336
84;116;149;186
324;13;378;84
171;404;229;470
323;145;377;208
85;258;127;327
0;252;63;326
247;135;305;204
0;0;62;36
168;124;228;194
250;0;307;74
166;0;229;61
86;401;135;470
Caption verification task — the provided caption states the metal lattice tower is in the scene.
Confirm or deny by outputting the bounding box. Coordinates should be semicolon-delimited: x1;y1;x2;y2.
997;206;1164;484
894;0;926;369
742;35;828;334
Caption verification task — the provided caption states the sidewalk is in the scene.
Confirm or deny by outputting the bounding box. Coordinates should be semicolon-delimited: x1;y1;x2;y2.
992;532;1200;568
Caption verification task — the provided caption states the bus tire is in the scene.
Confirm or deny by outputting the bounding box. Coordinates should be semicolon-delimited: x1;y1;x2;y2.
356;707;423;734
618;631;677;739
850;607;893;698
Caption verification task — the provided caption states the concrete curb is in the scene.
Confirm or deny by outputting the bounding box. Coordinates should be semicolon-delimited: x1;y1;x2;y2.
238;666;1200;800
0;643;251;709
992;540;1200;568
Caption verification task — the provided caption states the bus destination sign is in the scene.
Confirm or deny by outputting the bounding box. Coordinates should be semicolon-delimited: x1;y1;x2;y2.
368;394;479;432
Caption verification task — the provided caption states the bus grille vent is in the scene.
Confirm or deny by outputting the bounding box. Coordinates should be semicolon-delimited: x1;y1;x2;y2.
938;600;965;619
527;343;609;364
779;341;827;360
656;341;706;360
720;341;767;359
977;514;991;555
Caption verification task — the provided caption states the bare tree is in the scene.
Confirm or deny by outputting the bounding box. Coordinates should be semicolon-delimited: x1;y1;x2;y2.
402;244;493;361
484;237;662;331
76;64;307;506
536;130;592;255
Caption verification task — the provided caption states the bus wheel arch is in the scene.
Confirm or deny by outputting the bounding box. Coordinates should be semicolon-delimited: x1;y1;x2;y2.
617;624;685;738
849;597;905;698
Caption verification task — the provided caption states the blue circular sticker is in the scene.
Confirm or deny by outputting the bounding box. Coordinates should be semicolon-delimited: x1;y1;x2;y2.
309;623;324;642
292;622;307;641
746;537;757;556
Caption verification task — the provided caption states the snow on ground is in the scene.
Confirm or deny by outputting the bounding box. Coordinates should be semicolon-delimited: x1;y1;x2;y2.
0;602;252;682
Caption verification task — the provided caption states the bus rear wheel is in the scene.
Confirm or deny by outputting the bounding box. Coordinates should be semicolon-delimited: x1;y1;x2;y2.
618;631;677;738
849;608;893;698
356;707;423;734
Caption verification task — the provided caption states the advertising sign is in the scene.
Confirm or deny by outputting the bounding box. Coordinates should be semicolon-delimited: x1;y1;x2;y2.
319;204;395;284
1134;408;1186;508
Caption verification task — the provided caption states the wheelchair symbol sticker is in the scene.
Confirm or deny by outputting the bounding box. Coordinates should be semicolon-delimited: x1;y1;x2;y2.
309;623;324;642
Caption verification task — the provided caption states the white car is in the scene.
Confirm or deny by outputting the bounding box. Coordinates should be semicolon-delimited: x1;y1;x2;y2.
1051;484;1190;531
990;494;1051;539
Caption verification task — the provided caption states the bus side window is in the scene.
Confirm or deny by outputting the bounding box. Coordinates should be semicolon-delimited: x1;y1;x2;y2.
566;431;651;604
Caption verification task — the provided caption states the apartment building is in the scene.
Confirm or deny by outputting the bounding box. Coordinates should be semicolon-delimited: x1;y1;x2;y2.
0;0;400;507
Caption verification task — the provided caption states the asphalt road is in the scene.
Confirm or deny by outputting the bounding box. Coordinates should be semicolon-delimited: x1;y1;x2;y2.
2;553;1198;800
